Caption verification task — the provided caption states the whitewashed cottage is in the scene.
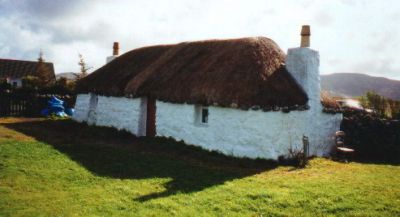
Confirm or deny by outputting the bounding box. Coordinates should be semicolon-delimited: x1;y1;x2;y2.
73;26;342;160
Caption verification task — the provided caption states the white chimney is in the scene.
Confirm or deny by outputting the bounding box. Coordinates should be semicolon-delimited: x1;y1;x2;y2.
106;42;119;64
285;25;321;111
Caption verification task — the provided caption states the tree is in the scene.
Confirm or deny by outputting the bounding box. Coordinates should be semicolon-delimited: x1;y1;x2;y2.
0;78;11;92
49;77;75;95
21;76;41;90
360;91;400;119
55;77;68;88
77;53;91;79
388;98;400;119
36;50;54;87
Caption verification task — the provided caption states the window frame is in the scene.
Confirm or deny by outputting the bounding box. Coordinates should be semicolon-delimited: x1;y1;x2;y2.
194;105;209;126
201;107;209;124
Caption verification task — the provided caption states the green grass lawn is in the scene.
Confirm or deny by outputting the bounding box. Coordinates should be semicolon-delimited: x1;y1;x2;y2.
0;118;399;217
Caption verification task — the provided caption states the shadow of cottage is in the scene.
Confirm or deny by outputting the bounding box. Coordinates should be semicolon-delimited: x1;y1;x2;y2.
3;119;277;201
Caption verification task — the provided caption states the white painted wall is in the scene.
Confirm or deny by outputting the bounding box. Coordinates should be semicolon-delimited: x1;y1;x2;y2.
311;112;343;156
72;94;147;136
72;94;91;122
286;47;321;110
73;94;341;160
284;46;344;157
155;101;341;160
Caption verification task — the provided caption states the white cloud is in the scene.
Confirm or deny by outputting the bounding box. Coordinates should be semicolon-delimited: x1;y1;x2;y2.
0;0;399;80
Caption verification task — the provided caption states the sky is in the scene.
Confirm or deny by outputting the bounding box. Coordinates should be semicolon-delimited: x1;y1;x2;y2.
0;0;399;80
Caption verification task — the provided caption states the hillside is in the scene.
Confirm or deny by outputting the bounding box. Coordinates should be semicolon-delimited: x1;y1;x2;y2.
321;73;400;100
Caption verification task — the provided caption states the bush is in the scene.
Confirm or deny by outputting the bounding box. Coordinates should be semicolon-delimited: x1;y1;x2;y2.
21;76;41;90
0;78;11;92
19;76;76;95
40;78;75;95
360;91;400;119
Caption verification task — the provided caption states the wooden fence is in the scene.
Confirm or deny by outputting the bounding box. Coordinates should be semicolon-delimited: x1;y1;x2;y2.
0;93;75;117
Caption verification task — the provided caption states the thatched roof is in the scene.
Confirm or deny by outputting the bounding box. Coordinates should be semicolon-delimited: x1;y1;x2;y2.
321;91;340;109
76;45;172;95
77;37;308;110
321;91;342;113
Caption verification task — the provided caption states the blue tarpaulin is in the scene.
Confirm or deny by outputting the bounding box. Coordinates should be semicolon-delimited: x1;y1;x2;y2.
41;96;74;117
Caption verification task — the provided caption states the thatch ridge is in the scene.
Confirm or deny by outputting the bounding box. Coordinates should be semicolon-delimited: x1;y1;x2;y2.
76;44;173;95
77;37;309;110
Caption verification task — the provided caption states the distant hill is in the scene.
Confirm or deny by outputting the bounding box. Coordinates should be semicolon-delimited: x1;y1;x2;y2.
56;72;79;80
321;73;400;100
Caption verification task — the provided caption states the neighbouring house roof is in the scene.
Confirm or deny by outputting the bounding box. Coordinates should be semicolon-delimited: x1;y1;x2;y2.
77;37;309;110
0;58;55;80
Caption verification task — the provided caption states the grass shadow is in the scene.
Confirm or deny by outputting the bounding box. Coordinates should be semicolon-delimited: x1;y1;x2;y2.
2;119;277;201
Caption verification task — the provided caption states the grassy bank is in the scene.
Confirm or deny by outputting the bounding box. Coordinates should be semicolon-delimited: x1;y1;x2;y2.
0;118;399;216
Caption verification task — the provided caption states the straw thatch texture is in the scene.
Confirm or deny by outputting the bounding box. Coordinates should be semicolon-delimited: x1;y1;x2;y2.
321;91;340;111
77;37;309;110
76;45;172;96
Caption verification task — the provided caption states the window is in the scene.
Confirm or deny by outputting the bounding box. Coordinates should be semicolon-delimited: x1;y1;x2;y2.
12;82;17;88
195;105;209;125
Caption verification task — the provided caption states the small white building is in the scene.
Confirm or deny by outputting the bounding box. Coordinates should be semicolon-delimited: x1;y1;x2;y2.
73;26;342;160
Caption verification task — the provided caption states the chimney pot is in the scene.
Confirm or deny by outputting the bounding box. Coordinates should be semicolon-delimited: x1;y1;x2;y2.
113;42;119;56
300;25;311;47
